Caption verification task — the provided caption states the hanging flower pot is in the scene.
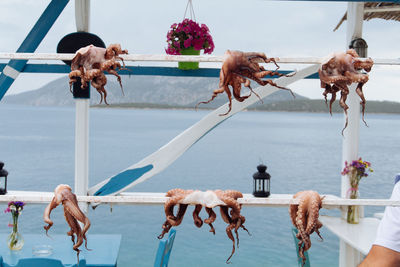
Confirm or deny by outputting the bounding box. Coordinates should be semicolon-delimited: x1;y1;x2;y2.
179;46;201;70
165;18;214;70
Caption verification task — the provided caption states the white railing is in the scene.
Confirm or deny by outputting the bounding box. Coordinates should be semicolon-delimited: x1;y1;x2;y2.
1;191;399;209
0;53;399;65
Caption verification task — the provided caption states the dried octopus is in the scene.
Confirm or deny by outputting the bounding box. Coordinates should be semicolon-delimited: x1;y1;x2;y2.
158;189;249;263
68;44;128;104
289;191;324;266
196;50;295;115
43;184;91;263
319;49;373;134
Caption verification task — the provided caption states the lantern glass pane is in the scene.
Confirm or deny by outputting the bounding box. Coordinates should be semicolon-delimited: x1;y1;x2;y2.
0;177;5;194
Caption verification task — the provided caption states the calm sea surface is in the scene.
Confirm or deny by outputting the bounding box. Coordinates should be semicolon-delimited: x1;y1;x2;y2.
0;104;399;266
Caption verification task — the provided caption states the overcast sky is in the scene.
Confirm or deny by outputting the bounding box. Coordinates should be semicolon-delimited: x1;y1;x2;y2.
0;0;399;102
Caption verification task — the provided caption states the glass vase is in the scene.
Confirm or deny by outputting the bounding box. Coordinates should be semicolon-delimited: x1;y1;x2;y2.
7;215;24;250
178;47;200;70
347;189;360;224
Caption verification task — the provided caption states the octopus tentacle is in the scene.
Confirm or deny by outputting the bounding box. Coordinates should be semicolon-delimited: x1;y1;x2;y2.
289;191;323;267
193;204;203;228
43;196;59;235
216;191;242;220
64;208;83;251
225;222;236;264
204;207;216;234
195;87;225;110
220;206;232;224
219;86;233;116
62;195;91;244
355;83;368;127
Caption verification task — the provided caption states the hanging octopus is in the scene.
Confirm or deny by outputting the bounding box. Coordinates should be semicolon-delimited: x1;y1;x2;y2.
289;191;324;267
319;49;373;134
43;184;91;263
68;43;128;104
158;189;249;263
196;50;295;116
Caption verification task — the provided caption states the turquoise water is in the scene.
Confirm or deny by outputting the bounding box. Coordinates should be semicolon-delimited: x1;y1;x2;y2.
0;104;399;266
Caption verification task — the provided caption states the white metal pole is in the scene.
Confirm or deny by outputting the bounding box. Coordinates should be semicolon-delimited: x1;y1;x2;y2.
75;0;90;32
74;0;90;213
75;99;89;213
339;3;364;267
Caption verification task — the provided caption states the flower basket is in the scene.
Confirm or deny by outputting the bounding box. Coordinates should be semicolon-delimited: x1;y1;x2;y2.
178;47;201;70
165;18;214;70
341;158;373;224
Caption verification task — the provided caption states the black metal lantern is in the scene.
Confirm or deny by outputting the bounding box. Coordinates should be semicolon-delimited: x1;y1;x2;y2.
253;164;270;197
349;38;368;58
0;161;8;195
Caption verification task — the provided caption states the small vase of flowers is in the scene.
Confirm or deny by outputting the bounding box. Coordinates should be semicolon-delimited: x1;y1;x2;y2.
165;18;214;70
341;158;373;224
5;201;25;250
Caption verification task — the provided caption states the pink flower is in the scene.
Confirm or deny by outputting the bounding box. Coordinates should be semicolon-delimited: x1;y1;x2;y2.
173;41;180;49
184;37;192;48
201;24;209;32
192;38;203;50
165;19;214;55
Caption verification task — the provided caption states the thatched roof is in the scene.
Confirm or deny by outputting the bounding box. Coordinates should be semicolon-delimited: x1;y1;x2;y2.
334;3;400;31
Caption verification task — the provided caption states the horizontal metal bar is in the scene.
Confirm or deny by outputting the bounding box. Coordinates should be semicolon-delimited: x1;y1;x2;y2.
1;191;399;208
0;63;320;79
0;53;398;65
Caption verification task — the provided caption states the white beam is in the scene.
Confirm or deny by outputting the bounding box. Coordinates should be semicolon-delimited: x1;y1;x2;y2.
0;53;398;65
1;191;400;207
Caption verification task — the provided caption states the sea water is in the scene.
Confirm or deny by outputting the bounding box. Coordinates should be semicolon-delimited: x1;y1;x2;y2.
0;104;399;266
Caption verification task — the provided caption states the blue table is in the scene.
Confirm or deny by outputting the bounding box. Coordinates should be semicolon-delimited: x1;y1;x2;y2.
0;234;121;267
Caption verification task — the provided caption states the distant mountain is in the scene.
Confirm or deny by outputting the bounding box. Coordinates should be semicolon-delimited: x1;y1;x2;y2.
3;75;306;108
4;75;400;114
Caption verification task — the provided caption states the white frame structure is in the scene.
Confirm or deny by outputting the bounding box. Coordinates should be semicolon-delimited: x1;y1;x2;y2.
1;2;399;265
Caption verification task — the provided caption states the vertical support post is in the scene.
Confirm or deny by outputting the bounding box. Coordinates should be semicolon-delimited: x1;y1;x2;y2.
339;3;364;267
74;0;91;212
74;83;90;213
0;0;69;100
75;0;90;32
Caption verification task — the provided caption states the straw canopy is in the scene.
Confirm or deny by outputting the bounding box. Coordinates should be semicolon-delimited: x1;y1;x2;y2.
334;2;400;31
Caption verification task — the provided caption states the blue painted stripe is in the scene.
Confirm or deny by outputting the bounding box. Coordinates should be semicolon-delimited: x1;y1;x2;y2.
0;64;320;79
94;164;154;196
0;0;69;101
0;76;17;99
